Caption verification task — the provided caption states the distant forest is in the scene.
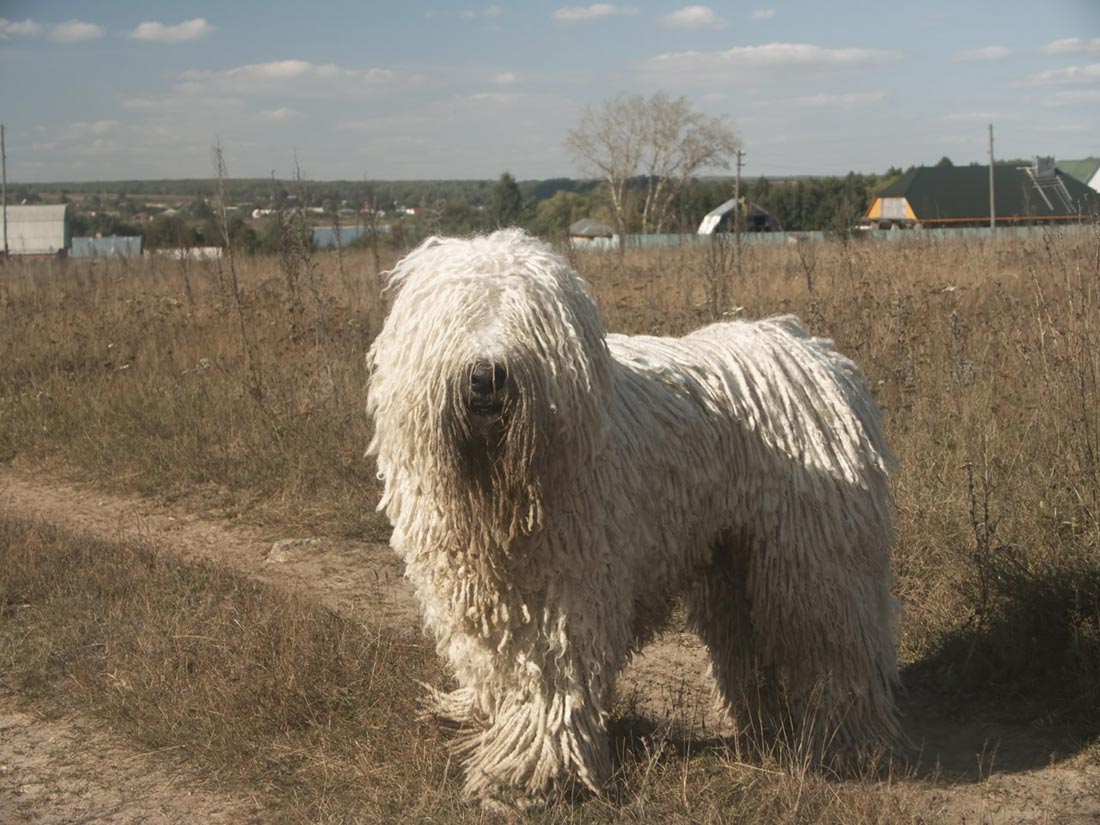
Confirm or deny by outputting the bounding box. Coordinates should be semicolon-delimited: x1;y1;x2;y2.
19;177;602;211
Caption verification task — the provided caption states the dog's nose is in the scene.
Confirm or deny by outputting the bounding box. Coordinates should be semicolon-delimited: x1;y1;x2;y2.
470;361;507;395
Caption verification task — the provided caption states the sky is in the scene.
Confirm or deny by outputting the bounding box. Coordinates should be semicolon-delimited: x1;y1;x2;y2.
0;1;1098;183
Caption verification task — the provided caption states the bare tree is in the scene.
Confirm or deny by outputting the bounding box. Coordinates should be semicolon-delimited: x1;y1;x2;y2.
639;94;740;234
564;96;645;244
565;93;739;241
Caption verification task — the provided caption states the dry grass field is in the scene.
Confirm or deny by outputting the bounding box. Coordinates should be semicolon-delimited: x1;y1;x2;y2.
1;229;1099;822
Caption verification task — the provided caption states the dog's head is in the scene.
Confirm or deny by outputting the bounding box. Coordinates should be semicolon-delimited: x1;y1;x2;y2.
367;230;612;538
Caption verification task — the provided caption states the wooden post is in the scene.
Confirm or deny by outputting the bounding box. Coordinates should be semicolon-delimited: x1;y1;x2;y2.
988;124;996;232
2;124;8;257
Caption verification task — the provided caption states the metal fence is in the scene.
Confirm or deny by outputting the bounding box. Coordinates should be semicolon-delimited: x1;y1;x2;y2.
571;222;1094;251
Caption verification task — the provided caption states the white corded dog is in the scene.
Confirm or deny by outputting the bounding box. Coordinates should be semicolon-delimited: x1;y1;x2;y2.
367;229;902;809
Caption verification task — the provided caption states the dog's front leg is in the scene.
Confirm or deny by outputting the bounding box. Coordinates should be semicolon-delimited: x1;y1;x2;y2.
458;653;612;810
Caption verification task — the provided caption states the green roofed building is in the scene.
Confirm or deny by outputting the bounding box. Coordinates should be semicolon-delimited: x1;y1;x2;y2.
865;158;1100;228
1058;157;1100;192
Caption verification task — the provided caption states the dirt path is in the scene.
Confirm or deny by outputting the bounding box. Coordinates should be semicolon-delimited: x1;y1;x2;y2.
1;467;1098;823
0;695;264;824
0;467;418;631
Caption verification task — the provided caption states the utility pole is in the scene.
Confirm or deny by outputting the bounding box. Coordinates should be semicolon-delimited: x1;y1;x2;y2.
1;124;8;258
733;149;744;272
988;123;996;233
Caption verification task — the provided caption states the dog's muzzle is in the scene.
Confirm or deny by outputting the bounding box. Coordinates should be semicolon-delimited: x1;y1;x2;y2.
466;360;508;419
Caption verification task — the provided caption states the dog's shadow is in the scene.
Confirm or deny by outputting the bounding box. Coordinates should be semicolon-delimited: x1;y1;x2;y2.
606;642;1098;790
897;644;1098;779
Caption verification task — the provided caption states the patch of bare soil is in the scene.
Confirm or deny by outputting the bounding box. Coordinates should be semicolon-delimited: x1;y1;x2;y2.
0;694;264;824
2;465;1098;823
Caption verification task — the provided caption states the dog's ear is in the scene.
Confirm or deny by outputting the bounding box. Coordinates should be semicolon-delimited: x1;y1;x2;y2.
379;236;445;293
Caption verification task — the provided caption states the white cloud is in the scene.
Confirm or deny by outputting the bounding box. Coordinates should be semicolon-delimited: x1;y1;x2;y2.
951;45;1011;62
121;94;243;113
754;91;886;110
916;11;945;30
49;19;105;43
660;6;727;29
494;72;520;86
259;107;300;121
750;9;775;21
464;92;526;105
1043;37;1082;55
644;42;902;84
129;18;214;42
552;4;637;22
792;91;886;107
177;60;397;97
1037;62;1100;84
76;137;123;156
463;5;503;18
0;17;41;38
944;111;1001;122
1041;37;1100;56
120;97;158;110
1039;88;1100;107
60;120;120;140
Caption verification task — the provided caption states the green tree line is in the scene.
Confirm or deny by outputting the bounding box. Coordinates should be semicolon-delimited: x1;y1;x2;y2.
49;168;904;253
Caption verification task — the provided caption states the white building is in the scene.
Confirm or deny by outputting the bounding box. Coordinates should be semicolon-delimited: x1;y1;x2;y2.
2;204;71;256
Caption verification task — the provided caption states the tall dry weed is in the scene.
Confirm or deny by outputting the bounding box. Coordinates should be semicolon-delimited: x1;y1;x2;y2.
0;240;392;536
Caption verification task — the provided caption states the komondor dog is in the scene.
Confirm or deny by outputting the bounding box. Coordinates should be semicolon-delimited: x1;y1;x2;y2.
366;229;902;808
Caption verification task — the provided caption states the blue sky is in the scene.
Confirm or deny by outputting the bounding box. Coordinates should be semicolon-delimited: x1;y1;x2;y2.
1;1;1097;182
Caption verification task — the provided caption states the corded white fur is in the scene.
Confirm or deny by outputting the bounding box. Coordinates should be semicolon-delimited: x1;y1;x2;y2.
367;229;902;807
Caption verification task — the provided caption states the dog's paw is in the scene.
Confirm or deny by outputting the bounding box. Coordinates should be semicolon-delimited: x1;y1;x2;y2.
478;787;547;818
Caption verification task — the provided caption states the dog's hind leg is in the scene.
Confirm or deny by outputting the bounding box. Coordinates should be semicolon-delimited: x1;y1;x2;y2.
684;531;771;751
718;497;903;759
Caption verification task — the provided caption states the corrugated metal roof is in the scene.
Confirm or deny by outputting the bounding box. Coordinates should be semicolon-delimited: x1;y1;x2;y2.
698;199;782;234
699;198;736;233
874;165;1099;223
